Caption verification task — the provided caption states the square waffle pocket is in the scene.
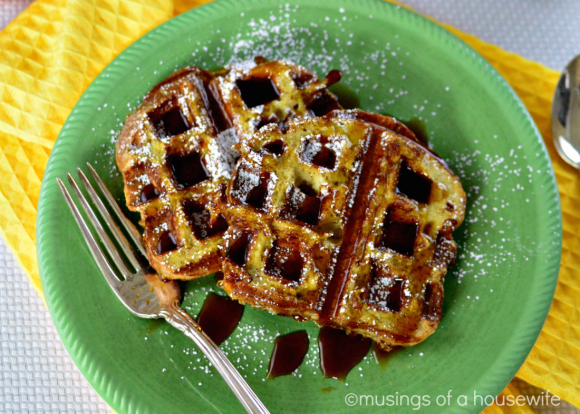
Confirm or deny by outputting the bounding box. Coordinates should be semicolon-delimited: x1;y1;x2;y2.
219;110;466;349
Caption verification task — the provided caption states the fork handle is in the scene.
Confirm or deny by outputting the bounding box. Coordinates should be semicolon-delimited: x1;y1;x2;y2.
159;301;270;414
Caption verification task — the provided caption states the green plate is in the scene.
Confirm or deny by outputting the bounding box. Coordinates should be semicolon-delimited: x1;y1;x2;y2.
37;0;562;413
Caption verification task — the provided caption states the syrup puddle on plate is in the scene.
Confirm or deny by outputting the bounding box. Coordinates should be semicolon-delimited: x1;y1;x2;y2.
190;288;404;380
196;292;244;346
318;326;372;381
267;330;310;379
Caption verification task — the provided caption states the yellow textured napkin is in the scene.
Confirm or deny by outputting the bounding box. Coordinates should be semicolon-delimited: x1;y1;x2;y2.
0;0;577;412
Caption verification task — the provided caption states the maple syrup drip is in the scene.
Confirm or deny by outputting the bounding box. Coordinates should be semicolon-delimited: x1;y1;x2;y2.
396;160;432;204
227;232;252;266
168;152;210;189
236;77;280;108
139;183;159;203
318;327;371;381
157;231;177;254
196;292;244;346
263;140;285;156
324;69;342;86
378;208;418;257
372;343;402;369
267;330;309;379
214;271;224;282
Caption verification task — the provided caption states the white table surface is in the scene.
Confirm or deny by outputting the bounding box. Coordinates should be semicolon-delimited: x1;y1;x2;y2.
1;0;579;412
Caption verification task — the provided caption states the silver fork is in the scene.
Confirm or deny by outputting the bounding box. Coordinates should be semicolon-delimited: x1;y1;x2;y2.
57;163;269;414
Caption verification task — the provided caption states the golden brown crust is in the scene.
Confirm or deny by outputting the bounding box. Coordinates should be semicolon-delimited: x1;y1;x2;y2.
219;112;466;349
116;66;232;280
116;60;341;280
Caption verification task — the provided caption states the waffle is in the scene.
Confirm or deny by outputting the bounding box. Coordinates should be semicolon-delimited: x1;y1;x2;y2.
116;66;231;280
218;110;466;349
116;59;341;280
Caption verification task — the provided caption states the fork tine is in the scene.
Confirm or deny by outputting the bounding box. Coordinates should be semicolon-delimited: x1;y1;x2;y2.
66;173;135;281
57;178;121;288
86;163;147;258
77;168;145;274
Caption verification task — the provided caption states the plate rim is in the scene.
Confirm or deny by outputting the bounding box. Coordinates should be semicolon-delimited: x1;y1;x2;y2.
36;0;563;413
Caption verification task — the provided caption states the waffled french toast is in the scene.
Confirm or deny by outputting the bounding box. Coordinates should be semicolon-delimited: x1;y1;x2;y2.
219;110;465;349
116;59;341;280
117;57;466;350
